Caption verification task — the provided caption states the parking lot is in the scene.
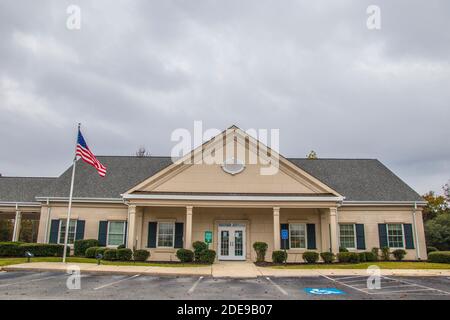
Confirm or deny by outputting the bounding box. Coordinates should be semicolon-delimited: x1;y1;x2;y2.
0;271;449;300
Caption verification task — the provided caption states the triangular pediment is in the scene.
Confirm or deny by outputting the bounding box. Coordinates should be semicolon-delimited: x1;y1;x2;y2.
125;126;341;196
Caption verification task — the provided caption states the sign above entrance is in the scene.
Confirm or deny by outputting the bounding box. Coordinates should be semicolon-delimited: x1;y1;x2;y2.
221;158;245;175
204;231;213;244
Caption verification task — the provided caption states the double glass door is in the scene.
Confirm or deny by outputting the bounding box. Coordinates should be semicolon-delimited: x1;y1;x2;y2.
218;225;246;260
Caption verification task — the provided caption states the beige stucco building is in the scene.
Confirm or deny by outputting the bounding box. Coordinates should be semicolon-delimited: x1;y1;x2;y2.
0;126;427;262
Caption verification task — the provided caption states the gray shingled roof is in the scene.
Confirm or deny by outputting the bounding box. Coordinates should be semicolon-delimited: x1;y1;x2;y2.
0;177;56;203
37;156;173;199
289;158;423;202
1;156;422;202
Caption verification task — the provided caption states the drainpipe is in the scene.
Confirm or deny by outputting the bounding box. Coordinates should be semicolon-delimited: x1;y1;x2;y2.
412;202;421;260
44;198;52;243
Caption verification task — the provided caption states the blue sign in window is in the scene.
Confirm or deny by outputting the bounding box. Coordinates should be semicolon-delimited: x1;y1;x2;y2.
281;229;289;240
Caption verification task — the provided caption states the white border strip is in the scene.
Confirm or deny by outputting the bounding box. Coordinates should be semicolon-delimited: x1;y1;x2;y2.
122;194;344;202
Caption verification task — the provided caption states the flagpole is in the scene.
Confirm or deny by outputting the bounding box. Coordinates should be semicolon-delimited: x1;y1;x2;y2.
62;123;80;263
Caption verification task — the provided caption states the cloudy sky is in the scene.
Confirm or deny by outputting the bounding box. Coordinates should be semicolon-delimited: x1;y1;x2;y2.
0;0;449;195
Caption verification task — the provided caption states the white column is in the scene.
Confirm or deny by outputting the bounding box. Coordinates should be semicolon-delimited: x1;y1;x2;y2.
273;207;280;250
320;210;329;252
329;207;338;254
185;206;193;249
127;205;136;250
12;209;22;242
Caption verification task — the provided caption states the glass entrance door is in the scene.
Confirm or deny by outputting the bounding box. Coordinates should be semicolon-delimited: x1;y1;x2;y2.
218;225;246;260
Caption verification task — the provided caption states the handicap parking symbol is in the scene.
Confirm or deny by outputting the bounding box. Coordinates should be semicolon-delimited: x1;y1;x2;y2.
304;288;346;295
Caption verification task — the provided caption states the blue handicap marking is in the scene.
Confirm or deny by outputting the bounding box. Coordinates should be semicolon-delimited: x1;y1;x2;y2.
281;229;289;240
304;288;346;295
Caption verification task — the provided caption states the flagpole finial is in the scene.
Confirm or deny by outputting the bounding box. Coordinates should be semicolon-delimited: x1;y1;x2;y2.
78;122;81;130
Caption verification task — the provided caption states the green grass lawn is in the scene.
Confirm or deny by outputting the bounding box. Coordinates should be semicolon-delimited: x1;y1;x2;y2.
0;257;207;268
268;261;450;269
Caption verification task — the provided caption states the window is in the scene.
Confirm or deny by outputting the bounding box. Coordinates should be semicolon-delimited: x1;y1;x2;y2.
339;224;356;249
157;222;175;248
107;221;126;246
387;224;404;248
289;223;306;249
58;219;77;244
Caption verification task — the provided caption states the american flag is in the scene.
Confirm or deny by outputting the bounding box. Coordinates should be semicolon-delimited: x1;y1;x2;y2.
76;129;107;177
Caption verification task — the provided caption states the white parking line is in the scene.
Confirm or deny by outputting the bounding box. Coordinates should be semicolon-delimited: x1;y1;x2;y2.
320;274;370;294
382;276;450;295
332;275;368;281
187;276;204;294
93;274;140;290
265;277;288;296
0;274;64;288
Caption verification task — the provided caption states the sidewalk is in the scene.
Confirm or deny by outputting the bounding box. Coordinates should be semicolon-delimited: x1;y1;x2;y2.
3;261;450;278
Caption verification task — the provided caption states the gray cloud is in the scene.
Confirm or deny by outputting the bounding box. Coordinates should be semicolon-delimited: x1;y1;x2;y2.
0;0;449;195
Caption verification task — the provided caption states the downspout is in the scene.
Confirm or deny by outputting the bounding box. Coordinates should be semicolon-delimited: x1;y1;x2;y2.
412;202;421;260
44;198;52;243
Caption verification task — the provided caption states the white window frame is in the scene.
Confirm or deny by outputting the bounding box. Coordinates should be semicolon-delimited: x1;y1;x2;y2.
156;221;175;248
106;221;127;248
387;223;405;249
57;219;77;245
288;223;307;249
339;223;357;250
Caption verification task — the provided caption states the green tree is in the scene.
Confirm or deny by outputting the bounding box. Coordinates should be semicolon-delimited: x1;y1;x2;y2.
425;213;450;251
307;150;317;159
422;191;448;222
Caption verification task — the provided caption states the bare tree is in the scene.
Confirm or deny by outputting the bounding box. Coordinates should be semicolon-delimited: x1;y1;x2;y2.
135;146;151;157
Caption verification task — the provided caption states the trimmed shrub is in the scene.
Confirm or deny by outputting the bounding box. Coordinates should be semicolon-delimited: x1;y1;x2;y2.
428;251;450;263
253;242;268;262
193;241;208;262
337;252;360;263
176;249;194;263
133;249;150;261
117;244;126;249
358;252;367;262
199;249;216;264
302;251;319;264
371;247;379;260
381;247;390;261
272;250;287;264
392;249;407;261
19;243;67;257
85;247;100;258
427;247;438;254
103;249;118;261
339;247;349;253
0;242;22;257
117;248;133;261
320;252;335;264
74;239;99;256
364;251;378;262
95;247;107;257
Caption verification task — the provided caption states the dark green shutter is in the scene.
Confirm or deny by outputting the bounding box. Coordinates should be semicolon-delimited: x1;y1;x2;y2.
98;221;108;246
378;224;388;248
280;224;289;249
75;220;85;240
124;221;128;247
147;222;157;248
49;220;60;243
174;223;184;248
403;224;414;249
306;224;316;249
355;224;366;250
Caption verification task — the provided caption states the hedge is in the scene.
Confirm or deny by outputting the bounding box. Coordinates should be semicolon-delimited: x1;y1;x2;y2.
103;249;118;261
0;242;67;257
320;252;335;264
117;248;133;261
192;241;208;262
199;249;216;264
427;251;450;264
133;249;150;261
302;251;319;264
253;242;268;262
337;252;360;263
272;250;287;263
74;239;99;256
176;249;194;263
95;247;107;257
85;247;100;258
392;249;407;261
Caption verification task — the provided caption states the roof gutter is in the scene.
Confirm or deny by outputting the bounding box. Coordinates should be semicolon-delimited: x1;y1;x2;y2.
342;200;427;206
0;201;41;207
122;194;345;202
35;197;123;204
